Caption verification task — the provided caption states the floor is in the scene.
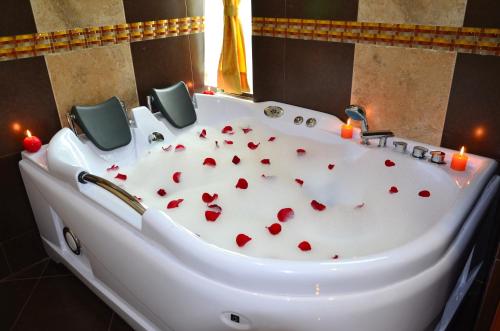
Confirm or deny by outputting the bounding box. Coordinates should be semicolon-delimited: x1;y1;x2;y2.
0;257;134;331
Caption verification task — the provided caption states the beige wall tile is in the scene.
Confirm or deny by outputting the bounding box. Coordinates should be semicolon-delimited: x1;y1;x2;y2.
358;0;467;26
350;44;456;146
45;44;139;126
30;0;126;32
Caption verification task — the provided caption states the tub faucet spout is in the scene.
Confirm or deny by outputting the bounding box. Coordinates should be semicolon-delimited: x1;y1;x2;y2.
344;105;394;146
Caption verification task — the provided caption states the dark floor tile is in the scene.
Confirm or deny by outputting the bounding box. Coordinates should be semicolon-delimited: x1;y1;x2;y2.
283;39;354;120
286;0;359;20
0;153;38;243
0;0;37;36
464;0;500;29
123;0;186;22
42;259;71;278
2;259;48;282
0;244;10;279
131;36;194;105
0;279;38;331
252;0;286;17
441;54;500;161
110;313;135;331
189;32;205;91
14;276;112;331
252;36;286;103
3;230;46;273
0;57;61;156
447;280;485;331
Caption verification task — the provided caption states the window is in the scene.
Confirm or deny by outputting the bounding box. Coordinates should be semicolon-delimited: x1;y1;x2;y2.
204;0;253;93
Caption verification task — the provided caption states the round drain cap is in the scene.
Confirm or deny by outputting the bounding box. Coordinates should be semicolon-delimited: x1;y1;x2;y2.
63;227;81;255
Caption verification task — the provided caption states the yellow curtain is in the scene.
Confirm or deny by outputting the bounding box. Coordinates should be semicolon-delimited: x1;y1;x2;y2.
217;0;250;94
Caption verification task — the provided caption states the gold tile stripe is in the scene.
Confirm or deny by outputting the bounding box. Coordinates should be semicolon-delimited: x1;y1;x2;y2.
0;16;205;62
252;17;500;56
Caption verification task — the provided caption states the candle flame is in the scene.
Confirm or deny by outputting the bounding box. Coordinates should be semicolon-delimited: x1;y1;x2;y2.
347;118;351;125
26;130;32;137
460;146;465;155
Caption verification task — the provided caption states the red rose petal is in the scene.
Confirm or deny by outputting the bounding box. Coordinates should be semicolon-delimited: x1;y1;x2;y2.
162;145;172;152
107;164;119;171
157;188;167;196
385;159;396;167
134;195;142;201
235;178;248;189
266;223;282;235
297;148;306;155
115;173;127;180
224;140;234;145
167;198;184;209
173;171;181;183
202;192;218;204
203;157;217;167
298;241;312;251
419;190;431;198
268;136;276;142
332;254;339;260
205;210;221;222
328;164;335;170
175;144;185;151
199;129;207;138
295;178;304;186
311;200;326;211
277;208;294;222
261;158;271;165
222;125;234;134
232;155;241;165
207;204;222;212
389;186;399;194
242;127;252;134
248;142;260;150
236;233;252;247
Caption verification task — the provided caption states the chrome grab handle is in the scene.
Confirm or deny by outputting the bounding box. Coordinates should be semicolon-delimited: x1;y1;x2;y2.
78;171;146;215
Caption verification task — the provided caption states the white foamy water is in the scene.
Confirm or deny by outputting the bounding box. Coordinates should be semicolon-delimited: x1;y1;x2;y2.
105;117;456;261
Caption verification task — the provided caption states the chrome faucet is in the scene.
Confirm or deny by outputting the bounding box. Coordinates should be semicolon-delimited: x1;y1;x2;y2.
344;105;394;147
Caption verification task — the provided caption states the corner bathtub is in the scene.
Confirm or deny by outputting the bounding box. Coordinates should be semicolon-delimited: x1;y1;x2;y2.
19;94;499;331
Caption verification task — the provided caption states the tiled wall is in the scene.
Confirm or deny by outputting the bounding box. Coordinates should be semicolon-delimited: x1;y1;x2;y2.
251;0;500;161
0;0;204;280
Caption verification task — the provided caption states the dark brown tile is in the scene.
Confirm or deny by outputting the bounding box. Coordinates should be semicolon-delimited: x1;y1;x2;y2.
0;153;38;243
109;313;135;331
252;36;286;103
448;280;485;331
131;36;194;105
283;39;354;120
187;0;204;17
42;259;71;278
2;259;48;282
123;0;186;22
3;230;46;273
286;0;359;20
0;57;61;156
475;259;500;331
0;279;38;331
189;32;205;91
0;0;37;36
441;54;500;161
13;276;112;331
252;0;286;17
0;244;10;279
464;0;500;28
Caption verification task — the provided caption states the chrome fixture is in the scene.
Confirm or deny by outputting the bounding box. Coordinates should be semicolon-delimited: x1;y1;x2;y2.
63;227;81;255
393;141;408;153
148;132;164;143
430;151;446;164
306;118;317;127
345;105;394;146
294;116;304;125
146;95;154;111
264;105;284;118
78;172;146;215
412;146;428;159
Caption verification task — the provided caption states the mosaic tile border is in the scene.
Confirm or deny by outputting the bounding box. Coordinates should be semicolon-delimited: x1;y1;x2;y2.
0;16;205;62
252;17;500;56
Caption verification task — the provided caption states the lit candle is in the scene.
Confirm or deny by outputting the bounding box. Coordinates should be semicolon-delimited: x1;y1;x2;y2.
450;146;468;171
23;130;42;153
341;119;353;139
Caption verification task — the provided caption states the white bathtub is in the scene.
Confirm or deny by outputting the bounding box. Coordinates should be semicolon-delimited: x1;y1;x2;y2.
19;93;499;331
